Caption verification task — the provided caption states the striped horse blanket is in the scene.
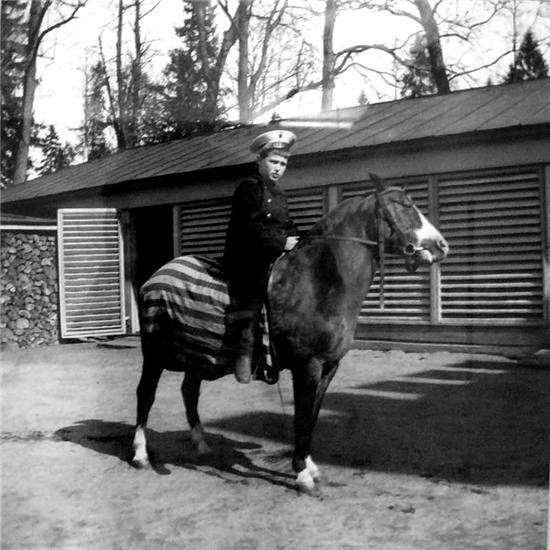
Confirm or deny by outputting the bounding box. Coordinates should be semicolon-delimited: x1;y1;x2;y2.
139;255;274;381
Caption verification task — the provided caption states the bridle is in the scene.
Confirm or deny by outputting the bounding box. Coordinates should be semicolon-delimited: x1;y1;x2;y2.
306;186;426;309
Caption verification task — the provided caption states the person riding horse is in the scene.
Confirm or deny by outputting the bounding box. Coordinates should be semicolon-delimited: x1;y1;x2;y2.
223;130;299;384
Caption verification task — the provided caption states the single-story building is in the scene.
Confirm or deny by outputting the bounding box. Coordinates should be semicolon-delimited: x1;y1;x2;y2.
2;78;549;355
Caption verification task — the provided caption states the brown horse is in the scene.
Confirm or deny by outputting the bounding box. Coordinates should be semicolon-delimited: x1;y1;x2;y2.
131;174;449;493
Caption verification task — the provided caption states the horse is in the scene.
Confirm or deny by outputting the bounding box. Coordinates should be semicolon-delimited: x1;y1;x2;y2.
131;174;449;493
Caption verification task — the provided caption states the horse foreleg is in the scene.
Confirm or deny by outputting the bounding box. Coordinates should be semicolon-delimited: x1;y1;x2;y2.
306;360;340;482
181;373;211;456
132;357;163;469
291;358;323;493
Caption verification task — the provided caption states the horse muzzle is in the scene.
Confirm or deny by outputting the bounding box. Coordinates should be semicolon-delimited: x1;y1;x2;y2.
403;238;449;272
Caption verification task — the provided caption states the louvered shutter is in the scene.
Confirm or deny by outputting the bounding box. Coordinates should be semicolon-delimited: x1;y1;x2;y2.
287;187;326;233
438;171;544;324
177;188;326;259
340;180;432;321
58;209;126;338
178;198;232;259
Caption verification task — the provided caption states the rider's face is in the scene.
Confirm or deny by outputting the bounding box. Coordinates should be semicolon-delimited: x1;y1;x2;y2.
257;151;288;184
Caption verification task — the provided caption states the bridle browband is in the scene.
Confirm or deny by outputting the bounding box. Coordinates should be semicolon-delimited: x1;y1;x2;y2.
304;186;425;309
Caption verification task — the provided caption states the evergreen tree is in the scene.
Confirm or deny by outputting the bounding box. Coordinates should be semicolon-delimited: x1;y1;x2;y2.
357;90;368;105
84;61;112;160
38;125;75;175
399;34;437;98
1;0;26;186
504;30;549;83
161;3;225;141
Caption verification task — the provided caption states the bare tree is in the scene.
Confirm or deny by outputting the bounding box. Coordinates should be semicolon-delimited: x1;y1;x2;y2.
321;0;337;110
95;0;159;149
412;0;449;93
115;0;128;148
339;0;511;95
13;0;84;184
192;0;246;121
236;0;252;122
131;0;142;140
222;0;322;122
260;0;514;109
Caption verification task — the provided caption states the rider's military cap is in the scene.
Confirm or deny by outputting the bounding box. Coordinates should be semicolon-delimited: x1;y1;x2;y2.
250;130;296;155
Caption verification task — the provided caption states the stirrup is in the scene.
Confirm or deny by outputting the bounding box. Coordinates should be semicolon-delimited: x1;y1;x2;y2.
256;364;279;385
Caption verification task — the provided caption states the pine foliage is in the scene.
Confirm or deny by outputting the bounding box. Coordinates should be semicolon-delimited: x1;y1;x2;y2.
38;125;75;175
504;30;549;83
160;3;224;140
399;35;438;98
1;0;26;186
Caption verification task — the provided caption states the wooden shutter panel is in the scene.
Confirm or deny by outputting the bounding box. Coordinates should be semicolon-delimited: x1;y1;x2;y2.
177;188;326;259
178;198;232;259
287;187;326;233
340;180;432;321
438;171;544;324
58;209;126;338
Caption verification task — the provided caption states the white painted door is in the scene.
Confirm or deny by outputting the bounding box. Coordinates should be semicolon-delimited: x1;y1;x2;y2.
57;208;126;338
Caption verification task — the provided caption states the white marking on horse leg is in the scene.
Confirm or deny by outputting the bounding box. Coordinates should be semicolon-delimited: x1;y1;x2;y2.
190;424;212;456
131;426;150;469
296;468;315;493
305;455;320;481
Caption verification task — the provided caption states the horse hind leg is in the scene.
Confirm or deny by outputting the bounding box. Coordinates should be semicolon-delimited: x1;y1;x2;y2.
132;354;163;469
181;372;211;456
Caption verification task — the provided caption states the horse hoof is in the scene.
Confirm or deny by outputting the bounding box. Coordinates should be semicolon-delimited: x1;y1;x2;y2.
131;456;151;470
296;481;322;498
296;469;317;495
305;456;321;481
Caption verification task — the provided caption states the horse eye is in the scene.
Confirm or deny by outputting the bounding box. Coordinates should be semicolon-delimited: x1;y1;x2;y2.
396;197;413;208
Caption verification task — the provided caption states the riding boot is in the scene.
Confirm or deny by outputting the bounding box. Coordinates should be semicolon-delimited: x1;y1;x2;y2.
233;307;261;384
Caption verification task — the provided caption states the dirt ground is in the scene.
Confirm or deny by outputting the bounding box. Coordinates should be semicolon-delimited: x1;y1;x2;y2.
1;342;548;549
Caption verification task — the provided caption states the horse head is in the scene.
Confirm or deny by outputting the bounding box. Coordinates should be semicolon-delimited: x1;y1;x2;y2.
370;173;449;272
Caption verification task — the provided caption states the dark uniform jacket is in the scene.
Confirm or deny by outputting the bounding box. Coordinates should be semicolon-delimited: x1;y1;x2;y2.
223;173;298;300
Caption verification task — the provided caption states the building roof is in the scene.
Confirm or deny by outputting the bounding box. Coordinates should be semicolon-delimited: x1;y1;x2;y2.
2;78;550;205
1;212;57;229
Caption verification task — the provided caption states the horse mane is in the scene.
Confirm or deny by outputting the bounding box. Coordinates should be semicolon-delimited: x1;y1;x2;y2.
300;192;376;242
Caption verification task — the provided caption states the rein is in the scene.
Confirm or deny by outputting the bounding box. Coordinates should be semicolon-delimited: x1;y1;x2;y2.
322;235;378;247
322;234;387;309
302;186;426;310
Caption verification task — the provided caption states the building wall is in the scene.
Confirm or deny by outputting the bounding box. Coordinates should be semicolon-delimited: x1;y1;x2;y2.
8;130;548;354
164;135;550;355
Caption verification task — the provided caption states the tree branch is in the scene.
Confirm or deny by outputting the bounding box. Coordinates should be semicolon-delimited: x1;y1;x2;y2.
35;1;85;56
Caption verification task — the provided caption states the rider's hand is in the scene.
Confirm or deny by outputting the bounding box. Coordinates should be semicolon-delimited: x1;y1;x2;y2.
284;236;299;250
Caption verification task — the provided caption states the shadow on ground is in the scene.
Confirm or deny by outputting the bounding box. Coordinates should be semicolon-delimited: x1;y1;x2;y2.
208;358;550;487
55;357;549;489
54;420;296;491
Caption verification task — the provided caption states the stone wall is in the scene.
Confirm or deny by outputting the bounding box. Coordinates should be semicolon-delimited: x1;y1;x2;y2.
1;231;59;349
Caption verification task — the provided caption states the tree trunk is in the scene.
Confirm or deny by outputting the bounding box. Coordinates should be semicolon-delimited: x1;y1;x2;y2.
116;0;128;148
413;0;450;94
321;0;337;111
194;1;244;122
237;0;251;123
131;0;142;144
13;0;50;184
98;37;125;147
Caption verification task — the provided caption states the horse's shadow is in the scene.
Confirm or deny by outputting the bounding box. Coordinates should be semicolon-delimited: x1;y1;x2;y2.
207;358;550;488
54;419;296;490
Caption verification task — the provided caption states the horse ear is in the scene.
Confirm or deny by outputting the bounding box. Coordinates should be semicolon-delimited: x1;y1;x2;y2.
369;172;386;192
